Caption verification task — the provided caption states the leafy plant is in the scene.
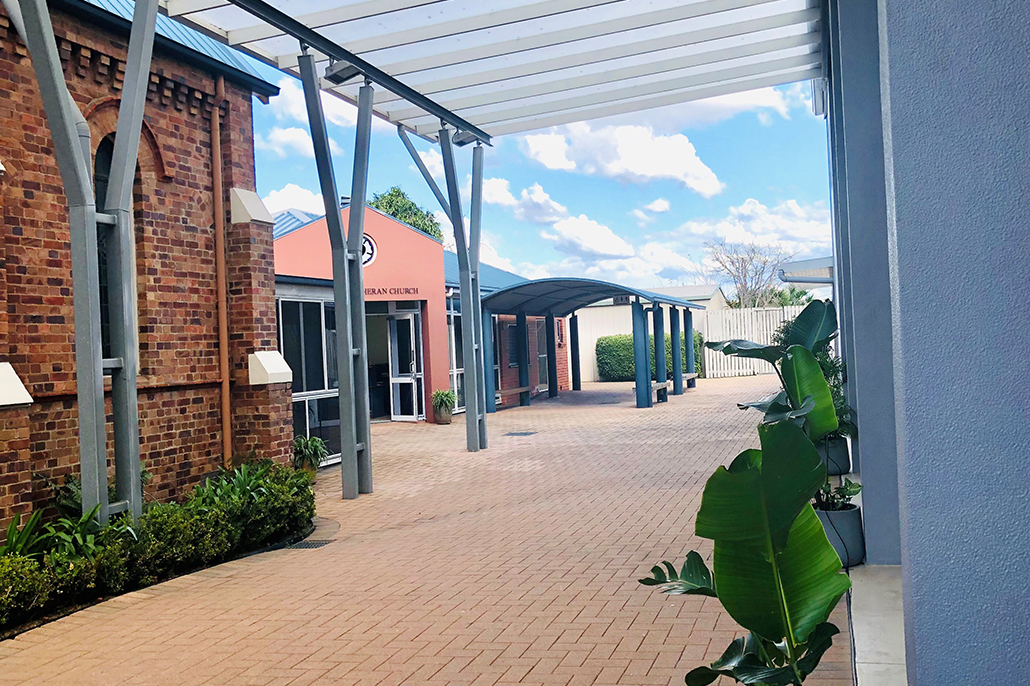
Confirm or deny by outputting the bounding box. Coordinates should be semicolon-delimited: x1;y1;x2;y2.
41;505;102;562
39;461;153;519
0;555;52;627
1;511;49;560
293;436;328;471
595;332;704;382
368;186;443;240
814;478;862;512
431;389;457;412
641;421;851;684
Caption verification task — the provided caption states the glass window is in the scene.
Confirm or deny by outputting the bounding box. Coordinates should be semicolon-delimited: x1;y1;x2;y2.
394;300;419;311
324;302;338;389
366;301;389;314
281;301;303;391
94;134;115;359
507;324;520;367
453;313;464;369
308;397;341;457
302;301;325;392
292;400;306;438
537;319;548;386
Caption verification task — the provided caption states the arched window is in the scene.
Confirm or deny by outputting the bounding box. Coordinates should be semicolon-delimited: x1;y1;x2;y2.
94;134;115;358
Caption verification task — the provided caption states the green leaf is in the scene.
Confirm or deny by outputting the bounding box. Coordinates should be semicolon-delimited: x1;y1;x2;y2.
695;422;849;645
781;346;838;441
797;623;840;678
737;391;788;413
787;300;838;353
706;339;785;365
638;552;717;597
763;395;814;424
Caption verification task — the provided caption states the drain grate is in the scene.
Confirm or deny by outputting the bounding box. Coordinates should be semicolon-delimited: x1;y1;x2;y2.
505;431;537;437
290;539;333;550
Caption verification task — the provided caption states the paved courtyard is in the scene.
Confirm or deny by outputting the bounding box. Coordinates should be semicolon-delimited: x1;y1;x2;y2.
0;378;853;686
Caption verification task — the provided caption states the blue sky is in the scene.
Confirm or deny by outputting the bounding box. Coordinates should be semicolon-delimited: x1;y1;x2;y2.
251;70;831;289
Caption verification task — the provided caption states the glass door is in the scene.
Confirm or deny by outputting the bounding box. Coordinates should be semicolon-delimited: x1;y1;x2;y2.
389;315;419;421
536;318;548;390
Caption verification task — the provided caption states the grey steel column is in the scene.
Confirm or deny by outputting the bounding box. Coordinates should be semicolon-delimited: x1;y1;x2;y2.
439;127;480;452
836;0;899;565
652;305;666;401
483;309;496;413
348;83;374;493
631;300;651;408
545;313;558;398
19;0;107;518
516;312;530;406
102;0;159;522
670;306;683;395
684;309;696;388
469;144;487;448
569;313;581;391
298;52;358;499
397;126;450;214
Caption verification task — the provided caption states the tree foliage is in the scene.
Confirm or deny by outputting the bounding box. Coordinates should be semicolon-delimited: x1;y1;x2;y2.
705;240;795;308
368;186;443;240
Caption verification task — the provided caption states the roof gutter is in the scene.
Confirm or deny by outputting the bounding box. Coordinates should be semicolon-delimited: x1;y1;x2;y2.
777;268;834;285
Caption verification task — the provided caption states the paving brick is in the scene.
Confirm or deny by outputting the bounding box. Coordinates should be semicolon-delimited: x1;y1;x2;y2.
0;379;854;685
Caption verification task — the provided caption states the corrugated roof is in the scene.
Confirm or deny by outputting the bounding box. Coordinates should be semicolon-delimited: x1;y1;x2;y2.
66;0;278;95
444;252;527;294
272;208;323;239
482;277;705;317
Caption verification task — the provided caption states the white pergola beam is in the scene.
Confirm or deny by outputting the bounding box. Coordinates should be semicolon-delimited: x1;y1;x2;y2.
164;0;229;17
227;0;446;46
405;53;820;131
373;7;821;105
385;34;819;121
276;0;784;70
479;67;822;137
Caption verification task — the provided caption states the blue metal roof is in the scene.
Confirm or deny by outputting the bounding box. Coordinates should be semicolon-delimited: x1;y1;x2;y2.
444;252;527;294
68;0;278;96
272;208;323;239
482;278;705;317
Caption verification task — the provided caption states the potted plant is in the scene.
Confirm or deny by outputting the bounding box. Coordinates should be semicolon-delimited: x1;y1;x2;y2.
432;389;456;424
811;350;855;476
814;478;865;568
293;435;327;473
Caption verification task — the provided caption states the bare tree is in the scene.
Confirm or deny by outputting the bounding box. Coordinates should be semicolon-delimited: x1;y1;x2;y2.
704;240;795;308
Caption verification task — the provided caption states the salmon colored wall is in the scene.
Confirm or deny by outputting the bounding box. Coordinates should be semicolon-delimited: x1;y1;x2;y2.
274;208;450;422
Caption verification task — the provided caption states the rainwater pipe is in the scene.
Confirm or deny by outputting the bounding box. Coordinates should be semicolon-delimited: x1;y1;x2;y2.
212;75;232;466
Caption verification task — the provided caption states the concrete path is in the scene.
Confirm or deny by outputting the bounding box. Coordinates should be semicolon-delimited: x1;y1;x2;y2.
0;378;853;685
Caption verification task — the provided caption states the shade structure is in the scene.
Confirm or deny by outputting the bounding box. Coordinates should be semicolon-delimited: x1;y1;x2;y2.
482;277;705;317
779;256;834;284
168;0;824;140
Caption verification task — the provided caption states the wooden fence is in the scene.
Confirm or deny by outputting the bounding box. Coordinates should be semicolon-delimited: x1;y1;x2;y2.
701;306;805;378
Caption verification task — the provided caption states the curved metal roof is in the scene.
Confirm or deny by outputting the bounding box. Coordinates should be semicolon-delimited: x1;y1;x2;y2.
482;277;704;317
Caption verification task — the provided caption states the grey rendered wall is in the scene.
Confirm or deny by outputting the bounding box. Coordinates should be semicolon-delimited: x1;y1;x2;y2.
877;0;1030;683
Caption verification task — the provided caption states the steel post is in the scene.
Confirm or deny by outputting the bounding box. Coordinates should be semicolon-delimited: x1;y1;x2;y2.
569;313;581;391
545;313;558;398
670;306;683;395
483;309;496;413
469;144;487;448
516;312;530;406
684;309;696;388
349;83;374;492
397;126;450;216
653;305;666;402
439;127;480;452
298;52;359;499
631;300;651;408
102;0;159;522
19;0;108;519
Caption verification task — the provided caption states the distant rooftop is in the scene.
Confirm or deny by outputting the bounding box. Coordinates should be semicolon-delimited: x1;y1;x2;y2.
649;284;726;301
66;0;278;97
272;208;323;239
444;253;526;295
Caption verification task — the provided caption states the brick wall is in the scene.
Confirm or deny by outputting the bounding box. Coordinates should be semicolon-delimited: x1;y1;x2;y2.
0;6;289;523
495;315;569;407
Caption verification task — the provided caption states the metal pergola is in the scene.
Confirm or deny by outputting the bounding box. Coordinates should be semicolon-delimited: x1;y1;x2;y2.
16;0;823;513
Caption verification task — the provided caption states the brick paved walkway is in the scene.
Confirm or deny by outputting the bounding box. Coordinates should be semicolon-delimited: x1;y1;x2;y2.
0;378;853;686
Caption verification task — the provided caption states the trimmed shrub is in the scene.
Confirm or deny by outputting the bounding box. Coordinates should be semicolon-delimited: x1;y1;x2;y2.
131;504;235;586
0;556;52;627
44;551;98;606
596;331;704;382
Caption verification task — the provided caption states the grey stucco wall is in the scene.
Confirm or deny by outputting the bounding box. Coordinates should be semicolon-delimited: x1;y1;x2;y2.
877;0;1030;682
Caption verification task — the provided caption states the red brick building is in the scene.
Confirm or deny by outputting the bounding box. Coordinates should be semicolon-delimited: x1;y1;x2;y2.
0;1;287;523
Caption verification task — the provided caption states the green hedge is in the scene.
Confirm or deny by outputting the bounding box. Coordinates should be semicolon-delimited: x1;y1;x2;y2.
596;331;704;382
0;462;315;632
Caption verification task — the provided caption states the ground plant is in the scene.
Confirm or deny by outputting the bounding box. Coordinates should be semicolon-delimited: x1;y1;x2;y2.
293;435;329;472
0;461;316;634
640;300;852;683
431;389;457;412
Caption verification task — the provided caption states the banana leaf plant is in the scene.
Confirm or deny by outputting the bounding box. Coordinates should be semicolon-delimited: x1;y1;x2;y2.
640;421;851;684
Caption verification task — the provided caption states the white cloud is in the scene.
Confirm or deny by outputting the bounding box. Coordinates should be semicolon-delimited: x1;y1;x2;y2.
262;183;324;214
631;208;654;228
254;126;343;159
522;133;575;170
676;198;832;257
521;122;724;198
645;198;671;213
264;76;393;133
482;178;517;206
542;215;635;258
510;183;569;225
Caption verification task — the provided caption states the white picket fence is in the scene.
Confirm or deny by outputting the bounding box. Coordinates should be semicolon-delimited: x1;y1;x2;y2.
701;306;805;378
